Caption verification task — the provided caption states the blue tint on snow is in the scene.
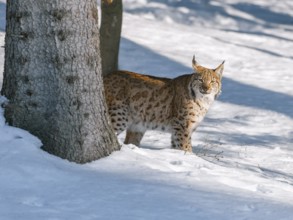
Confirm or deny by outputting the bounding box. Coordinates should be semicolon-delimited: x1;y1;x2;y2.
0;2;5;32
120;38;293;118
231;2;293;25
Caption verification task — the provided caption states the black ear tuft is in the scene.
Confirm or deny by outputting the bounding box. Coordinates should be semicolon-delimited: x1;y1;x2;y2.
192;55;199;72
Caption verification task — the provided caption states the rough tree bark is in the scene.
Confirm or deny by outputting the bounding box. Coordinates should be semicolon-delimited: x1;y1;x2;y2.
2;0;120;163
100;0;123;75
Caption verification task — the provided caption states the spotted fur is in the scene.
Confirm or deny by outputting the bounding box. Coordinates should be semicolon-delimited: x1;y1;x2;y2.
103;57;224;152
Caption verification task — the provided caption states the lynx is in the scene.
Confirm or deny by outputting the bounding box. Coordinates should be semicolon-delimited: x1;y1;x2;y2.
104;56;224;152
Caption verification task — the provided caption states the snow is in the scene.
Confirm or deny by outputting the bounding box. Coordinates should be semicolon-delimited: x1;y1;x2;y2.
1;0;293;219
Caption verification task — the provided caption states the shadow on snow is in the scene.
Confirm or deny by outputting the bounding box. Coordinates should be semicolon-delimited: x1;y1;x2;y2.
124;0;293;31
120;38;293;119
231;2;293;26
0;2;5;32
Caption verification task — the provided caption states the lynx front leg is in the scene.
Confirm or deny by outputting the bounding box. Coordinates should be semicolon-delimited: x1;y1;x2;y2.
125;130;145;146
171;130;192;152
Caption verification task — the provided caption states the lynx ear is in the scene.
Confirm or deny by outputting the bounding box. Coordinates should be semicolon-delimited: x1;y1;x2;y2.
214;60;225;76
192;55;200;72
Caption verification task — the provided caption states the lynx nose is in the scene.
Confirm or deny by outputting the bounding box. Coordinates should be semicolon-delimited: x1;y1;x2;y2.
200;85;211;94
202;84;208;90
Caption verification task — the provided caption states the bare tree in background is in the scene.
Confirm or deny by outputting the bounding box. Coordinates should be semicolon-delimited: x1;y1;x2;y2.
100;0;123;75
1;0;120;163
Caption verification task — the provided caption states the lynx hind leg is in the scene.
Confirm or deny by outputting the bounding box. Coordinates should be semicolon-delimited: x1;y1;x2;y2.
171;131;192;152
124;129;145;146
108;104;129;135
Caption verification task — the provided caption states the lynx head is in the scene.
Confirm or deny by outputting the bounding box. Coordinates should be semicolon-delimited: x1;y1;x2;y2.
190;56;224;99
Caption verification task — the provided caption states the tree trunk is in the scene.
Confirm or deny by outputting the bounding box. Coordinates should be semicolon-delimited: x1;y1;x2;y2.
2;0;120;163
100;0;123;75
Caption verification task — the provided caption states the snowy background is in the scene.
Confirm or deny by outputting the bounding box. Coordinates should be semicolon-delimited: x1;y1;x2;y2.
1;0;293;219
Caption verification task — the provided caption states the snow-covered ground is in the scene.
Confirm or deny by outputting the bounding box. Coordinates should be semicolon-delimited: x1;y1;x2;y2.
1;0;293;219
